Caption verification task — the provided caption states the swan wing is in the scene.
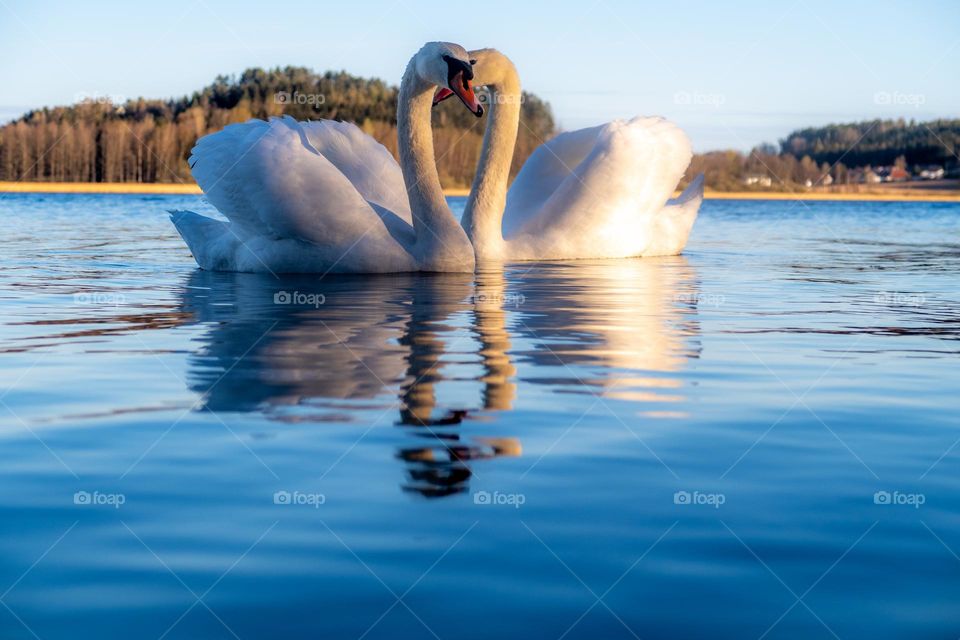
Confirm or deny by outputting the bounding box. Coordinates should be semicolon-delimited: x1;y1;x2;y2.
505;117;693;259
185;117;417;272
502;124;605;236
298;119;412;224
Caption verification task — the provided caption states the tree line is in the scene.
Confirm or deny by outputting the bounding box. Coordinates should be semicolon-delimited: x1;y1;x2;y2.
2;70;955;193
686;118;959;191
781;119;959;169
0;66;556;188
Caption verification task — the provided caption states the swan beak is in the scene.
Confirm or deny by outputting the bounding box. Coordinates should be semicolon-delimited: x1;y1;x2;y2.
449;71;484;117
432;87;455;106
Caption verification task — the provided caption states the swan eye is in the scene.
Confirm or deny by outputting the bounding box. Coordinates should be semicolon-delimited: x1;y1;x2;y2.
442;54;474;81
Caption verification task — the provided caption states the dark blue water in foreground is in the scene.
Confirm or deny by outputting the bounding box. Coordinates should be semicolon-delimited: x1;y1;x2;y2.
0;193;958;639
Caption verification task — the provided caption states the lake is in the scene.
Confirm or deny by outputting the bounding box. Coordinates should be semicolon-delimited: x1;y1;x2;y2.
1;193;958;639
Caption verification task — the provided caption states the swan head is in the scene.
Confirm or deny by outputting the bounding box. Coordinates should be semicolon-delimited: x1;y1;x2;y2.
416;42;483;117
433;48;518;109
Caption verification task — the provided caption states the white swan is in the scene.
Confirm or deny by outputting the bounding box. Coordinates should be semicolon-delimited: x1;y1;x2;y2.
440;49;704;263
170;42;484;274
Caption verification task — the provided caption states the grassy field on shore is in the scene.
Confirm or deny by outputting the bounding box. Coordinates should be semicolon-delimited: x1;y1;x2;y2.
1;182;958;202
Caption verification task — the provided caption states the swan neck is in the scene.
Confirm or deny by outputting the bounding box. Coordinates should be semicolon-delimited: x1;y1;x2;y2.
462;64;521;262
397;58;454;245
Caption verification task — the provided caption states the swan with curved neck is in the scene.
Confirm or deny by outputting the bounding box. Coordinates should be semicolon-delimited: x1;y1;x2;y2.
398;43;484;270
457;50;520;262
171;42;482;274
441;48;704;264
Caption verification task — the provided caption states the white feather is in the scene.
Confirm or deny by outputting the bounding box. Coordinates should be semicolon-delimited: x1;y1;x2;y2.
506;117;696;259
171;43;478;274
465;48;704;262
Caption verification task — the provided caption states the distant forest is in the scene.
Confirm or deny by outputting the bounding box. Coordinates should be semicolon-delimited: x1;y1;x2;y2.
0;67;556;188
782;119;960;168
690;119;959;191
0;68;956;192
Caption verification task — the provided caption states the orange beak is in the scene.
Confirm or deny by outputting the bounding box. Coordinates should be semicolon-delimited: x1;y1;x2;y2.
434;71;483;117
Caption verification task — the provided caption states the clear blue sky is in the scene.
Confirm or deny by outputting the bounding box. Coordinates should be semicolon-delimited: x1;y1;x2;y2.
1;0;956;150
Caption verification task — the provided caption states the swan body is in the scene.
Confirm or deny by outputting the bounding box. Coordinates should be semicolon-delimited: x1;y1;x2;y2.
172;42;482;274
172;117;419;273
458;49;704;263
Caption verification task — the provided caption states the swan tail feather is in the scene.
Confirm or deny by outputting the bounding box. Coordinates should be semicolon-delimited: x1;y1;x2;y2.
645;173;704;256
169;210;238;270
670;172;705;207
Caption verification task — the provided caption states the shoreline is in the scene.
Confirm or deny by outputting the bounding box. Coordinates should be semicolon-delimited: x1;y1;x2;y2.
1;182;958;203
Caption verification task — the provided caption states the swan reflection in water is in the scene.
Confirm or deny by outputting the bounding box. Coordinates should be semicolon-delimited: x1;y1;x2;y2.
508;258;702;410
177;257;701;497
179;270;522;497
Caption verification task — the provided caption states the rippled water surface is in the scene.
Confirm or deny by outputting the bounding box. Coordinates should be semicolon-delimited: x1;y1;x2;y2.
1;193;958;639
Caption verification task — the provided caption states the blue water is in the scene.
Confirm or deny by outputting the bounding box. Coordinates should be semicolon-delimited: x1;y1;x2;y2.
1;193;958;639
